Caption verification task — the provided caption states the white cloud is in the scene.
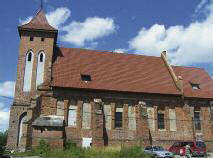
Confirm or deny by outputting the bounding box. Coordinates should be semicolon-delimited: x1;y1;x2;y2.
19;7;71;29
46;8;71;29
129;2;213;65
0;102;10;132
0;81;15;98
113;49;127;53
61;17;117;47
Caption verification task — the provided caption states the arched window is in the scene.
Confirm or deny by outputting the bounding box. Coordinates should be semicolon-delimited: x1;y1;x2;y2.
23;51;34;92
28;52;32;61
36;51;45;88
39;53;43;62
17;112;27;147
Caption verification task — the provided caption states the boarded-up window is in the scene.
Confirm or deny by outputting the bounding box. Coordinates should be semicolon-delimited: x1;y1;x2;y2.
56;101;64;116
82;103;91;129
104;105;111;130
128;106;136;130
115;108;123;128
147;107;155;131
169;109;177;131
68;105;77;126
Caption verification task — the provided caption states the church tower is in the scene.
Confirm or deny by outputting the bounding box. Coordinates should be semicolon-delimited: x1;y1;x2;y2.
7;9;58;150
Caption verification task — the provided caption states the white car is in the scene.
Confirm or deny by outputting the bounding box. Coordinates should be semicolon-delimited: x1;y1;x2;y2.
144;146;173;158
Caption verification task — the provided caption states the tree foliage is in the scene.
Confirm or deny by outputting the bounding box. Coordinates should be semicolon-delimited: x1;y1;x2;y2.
0;131;7;155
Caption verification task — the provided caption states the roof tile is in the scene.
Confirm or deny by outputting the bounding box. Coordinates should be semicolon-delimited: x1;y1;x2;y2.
52;48;180;95
19;9;57;31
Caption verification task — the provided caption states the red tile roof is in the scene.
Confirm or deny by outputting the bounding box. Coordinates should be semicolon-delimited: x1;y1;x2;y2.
19;9;57;31
52;48;181;95
173;66;213;99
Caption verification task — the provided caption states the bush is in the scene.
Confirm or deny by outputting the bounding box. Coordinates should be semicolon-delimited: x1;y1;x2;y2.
34;139;50;156
12;143;151;158
0;131;7;155
65;140;77;150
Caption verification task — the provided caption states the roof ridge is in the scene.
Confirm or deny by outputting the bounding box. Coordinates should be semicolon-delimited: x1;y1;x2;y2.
172;65;204;70
59;47;162;58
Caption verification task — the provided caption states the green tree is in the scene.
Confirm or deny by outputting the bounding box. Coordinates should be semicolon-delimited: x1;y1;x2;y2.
0;131;7;155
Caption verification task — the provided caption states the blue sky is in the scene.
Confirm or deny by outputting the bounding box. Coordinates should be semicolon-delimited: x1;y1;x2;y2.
0;0;213;131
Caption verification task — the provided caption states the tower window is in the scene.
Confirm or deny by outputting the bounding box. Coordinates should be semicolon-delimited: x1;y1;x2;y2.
41;37;45;42
30;37;34;41
40;53;44;62
28;52;32;61
81;74;92;82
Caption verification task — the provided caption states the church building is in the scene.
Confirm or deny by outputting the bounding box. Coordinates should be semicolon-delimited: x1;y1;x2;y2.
6;9;213;151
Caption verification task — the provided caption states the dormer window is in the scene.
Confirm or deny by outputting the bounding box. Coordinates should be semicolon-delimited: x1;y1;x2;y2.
191;83;200;90
81;74;92;82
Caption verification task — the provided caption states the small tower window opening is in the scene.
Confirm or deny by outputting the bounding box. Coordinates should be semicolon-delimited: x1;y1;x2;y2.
30;36;34;41
41;37;45;42
40;53;44;62
28;52;32;61
81;74;92;82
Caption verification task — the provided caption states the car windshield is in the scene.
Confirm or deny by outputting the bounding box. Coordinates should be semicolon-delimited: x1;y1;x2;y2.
153;146;164;151
179;142;194;147
145;146;152;150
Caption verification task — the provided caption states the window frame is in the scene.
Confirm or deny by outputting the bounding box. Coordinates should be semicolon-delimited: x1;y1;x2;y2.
115;111;123;128
68;105;77;127
194;111;201;130
157;113;165;130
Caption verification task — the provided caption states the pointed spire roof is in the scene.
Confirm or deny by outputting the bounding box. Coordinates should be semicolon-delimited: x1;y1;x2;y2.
19;9;57;31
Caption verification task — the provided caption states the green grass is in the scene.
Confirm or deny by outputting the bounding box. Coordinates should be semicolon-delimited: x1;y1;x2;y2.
12;140;151;158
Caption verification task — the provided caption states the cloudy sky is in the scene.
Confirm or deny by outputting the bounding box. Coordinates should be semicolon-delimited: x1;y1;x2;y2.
0;0;213;131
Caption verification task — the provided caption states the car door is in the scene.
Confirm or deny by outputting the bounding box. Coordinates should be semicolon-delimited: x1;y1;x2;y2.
144;146;152;154
172;142;179;154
